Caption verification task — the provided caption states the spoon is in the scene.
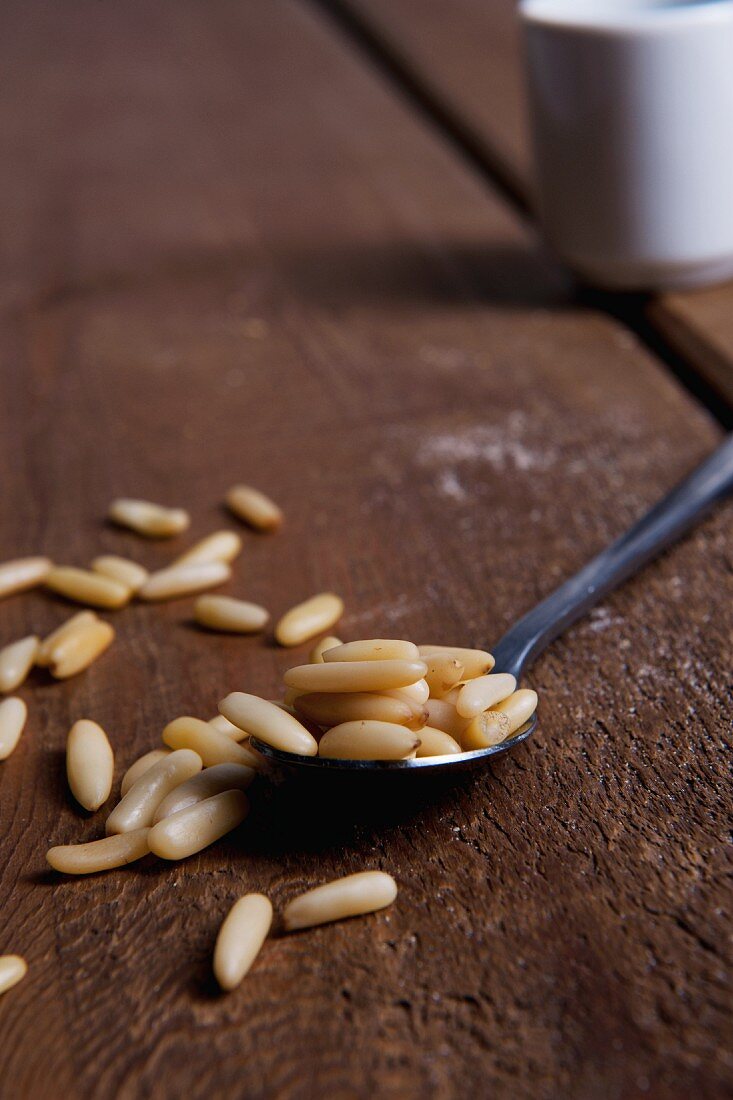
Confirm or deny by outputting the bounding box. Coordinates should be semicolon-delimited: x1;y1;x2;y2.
253;434;733;777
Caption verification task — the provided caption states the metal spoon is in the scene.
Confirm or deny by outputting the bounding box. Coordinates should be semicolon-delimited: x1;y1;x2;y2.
253;435;733;776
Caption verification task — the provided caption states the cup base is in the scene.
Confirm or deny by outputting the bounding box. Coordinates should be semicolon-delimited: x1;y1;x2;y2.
565;252;733;294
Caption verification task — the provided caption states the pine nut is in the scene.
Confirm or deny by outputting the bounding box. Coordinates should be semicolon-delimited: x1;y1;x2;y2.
106;749;203;834
208;714;244;739
318;721;419;761
283;871;397;931
45;567;131;609
294;692;424;730
309;635;342;663
460;689;538;750
194;595;269;633
91;555;149;592
226;484;283;531
36;611;98;666
0;556;52;600
47;828;151;874
0;697;27;760
0;636;39;693
268;701;324;740
152;763;256;823
424;655;465;699
163;716;264;769
173;530;242;567
424;698;469;740
108;498;190;538
219;693;318;756
383;679;430;707
284;659;427;694
0;955;27;996
120;749;171;796
275;593;344;648
213;894;273;991
49;618;115;679
418;646;495;679
148;789;249;860
322;639;420;663
414;726;462;757
139;561;230;602
66;719;114;811
456;673;517;718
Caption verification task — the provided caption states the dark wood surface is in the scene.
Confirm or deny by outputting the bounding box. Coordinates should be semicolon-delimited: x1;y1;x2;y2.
342;0;733;408
0;2;731;1097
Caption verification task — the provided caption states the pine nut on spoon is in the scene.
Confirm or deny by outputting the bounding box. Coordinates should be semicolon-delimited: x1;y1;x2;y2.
218;693;318;756
284;659;427;694
214;894;273;991
283;871;397;931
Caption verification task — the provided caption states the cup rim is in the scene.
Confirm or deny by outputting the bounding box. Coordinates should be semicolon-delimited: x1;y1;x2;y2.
519;0;733;33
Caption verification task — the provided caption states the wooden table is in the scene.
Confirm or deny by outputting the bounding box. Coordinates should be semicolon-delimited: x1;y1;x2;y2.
1;2;730;1096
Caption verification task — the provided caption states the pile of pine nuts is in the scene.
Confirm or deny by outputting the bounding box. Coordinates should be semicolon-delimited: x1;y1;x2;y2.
0;485;539;998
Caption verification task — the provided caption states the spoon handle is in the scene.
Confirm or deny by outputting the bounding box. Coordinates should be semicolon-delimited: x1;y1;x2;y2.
491;434;733;679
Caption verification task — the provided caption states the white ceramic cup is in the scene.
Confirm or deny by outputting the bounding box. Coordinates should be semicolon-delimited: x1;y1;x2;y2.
520;0;733;290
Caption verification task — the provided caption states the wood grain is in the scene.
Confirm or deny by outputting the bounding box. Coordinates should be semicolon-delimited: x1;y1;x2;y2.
342;0;733;406
0;2;730;1097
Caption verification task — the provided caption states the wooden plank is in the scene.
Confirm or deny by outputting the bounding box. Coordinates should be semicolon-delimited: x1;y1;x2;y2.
343;0;733;406
0;1;730;1096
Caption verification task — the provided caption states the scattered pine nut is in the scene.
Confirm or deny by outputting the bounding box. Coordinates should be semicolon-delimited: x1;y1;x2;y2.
284;659;427;694
173;530;242;568
163;716;263;770
418;645;494;679
0;955;27;996
139;561;231;602
0;697;27;761
283;871;397;931
66;720;114;811
309;635;342;663
275;593;344;648
456;673;517;718
0;636;39;694
0;557;52;601
414;726;462;757
45;567;131;610
148;789;249;860
460;689;538;750
318;721;420;761
208;714;245;739
214;894;273;991
36;611;98;666
91;555;149;593
226;484;282;531
47;828;151;874
294;692;424;731
323;639;420;663
49;618;115;680
120;749;171;797
153;763;255;823
423;655;465;699
108;498;190;538
194;595;269;634
106;749;203;834
218;693;319;757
